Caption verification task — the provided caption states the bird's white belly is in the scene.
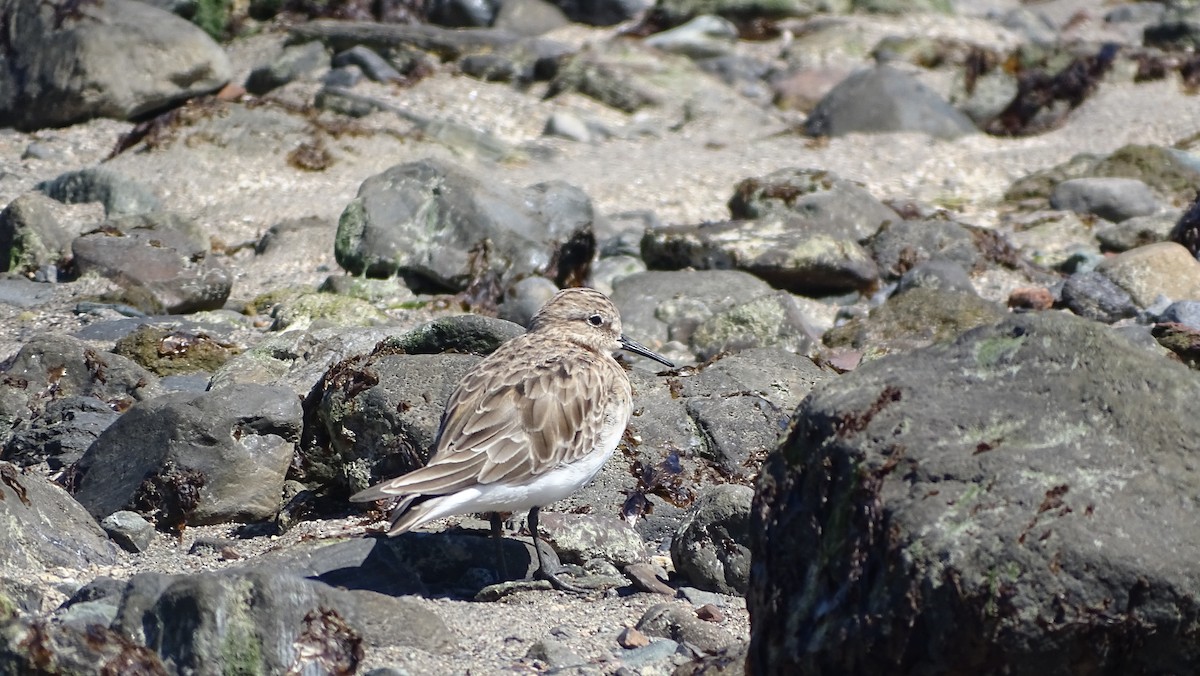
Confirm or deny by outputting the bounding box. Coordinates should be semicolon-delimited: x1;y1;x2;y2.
415;416;625;524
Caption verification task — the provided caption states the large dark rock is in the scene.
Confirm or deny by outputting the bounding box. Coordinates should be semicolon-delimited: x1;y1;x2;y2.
671;484;754;595
0;462;118;573
804;65;977;140
750;311;1200;674
71;212;232;314
108;568;454;673
0;333;160;449
641;217;880;296
0;0;231;130
73;383;302;526
334;159;596;292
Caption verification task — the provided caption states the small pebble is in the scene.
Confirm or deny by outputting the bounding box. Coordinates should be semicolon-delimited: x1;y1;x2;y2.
618;626;650;649
695;604;724;622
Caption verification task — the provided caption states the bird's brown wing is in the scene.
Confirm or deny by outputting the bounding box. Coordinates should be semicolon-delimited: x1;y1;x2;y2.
349;344;622;502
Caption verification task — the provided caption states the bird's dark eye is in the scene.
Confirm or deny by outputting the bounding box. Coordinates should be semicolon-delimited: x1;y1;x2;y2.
587;314;604;326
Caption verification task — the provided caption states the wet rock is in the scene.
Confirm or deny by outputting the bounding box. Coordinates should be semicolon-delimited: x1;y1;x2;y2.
642;217;880;297
1059;271;1138;323
37;168;162;218
268;292;391;332
0;192;91;276
73;383;301;526
535;512;648;566
109;569;454;672
895;259;975;295
1168;191;1200;258
750;312;1200;674
611;269;772;357
1096;242;1200;307
636;602;737;653
1095;210;1178;252
331;45;404;83
0;333;160;449
101;510;155;553
552;0;648;25
688;292;818;360
2;395;120;470
728;168;898;243
822;287;1007;356
1050;177;1161;222
209;326;395;397
869;218;981;280
1158;300;1200;329
334;158;595;293
111;325;239;376
0;0;231;130
804;65;977;140
72;213;232;314
645;16;739;60
0;462;118;573
671;484;753;595
0;620;168;673
245;41;331;95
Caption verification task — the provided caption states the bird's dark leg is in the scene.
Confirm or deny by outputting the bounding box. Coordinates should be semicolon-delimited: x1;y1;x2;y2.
528;506;588;594
490;512;510;581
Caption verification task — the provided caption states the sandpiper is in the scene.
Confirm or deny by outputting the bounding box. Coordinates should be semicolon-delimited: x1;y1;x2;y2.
351;287;674;592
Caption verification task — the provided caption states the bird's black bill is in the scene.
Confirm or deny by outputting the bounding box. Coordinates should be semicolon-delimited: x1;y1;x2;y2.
619;335;675;368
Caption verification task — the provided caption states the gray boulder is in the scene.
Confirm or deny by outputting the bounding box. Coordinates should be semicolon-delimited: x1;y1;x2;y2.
1050;177;1161;223
73;383;302;526
0;0;231;130
805;65;977;140
751;311;1200;674
335;158;596;293
671;484;753;595
72;213;232;314
0;461;118;573
728;168;898;243
37;168;162;217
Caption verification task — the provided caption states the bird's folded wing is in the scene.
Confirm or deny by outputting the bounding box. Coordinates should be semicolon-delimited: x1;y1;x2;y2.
351;353;611;501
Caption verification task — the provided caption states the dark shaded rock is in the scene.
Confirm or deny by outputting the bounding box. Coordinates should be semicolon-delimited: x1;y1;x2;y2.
332;45;404;82
822;287;1007;355
805;65;977;140
1049;177;1161;223
1059;271;1138;323
672;642;749;676
245;41;330;95
688;292;819;360
611;269;774;350
636;602;737;653
869;218;981;280
750;311;1200;674
0;192;86;275
728;168;898;243
37;168;162;217
334;158;595;293
895;259;975;295
2;395;120;469
72;213;232;314
0;333;160;449
535;512;647;566
550;0;647;25
112;325;238;376
210;327;394;398
671;484;753;595
1168;191;1200;258
1151;322;1200;368
1158;300;1200;329
642;217;880;296
73;383;301;526
101;510;156;553
0;462;118;573
0;620;168;674
1095;241;1200;308
427;0;500;27
0;0;231;130
109;569;453;672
